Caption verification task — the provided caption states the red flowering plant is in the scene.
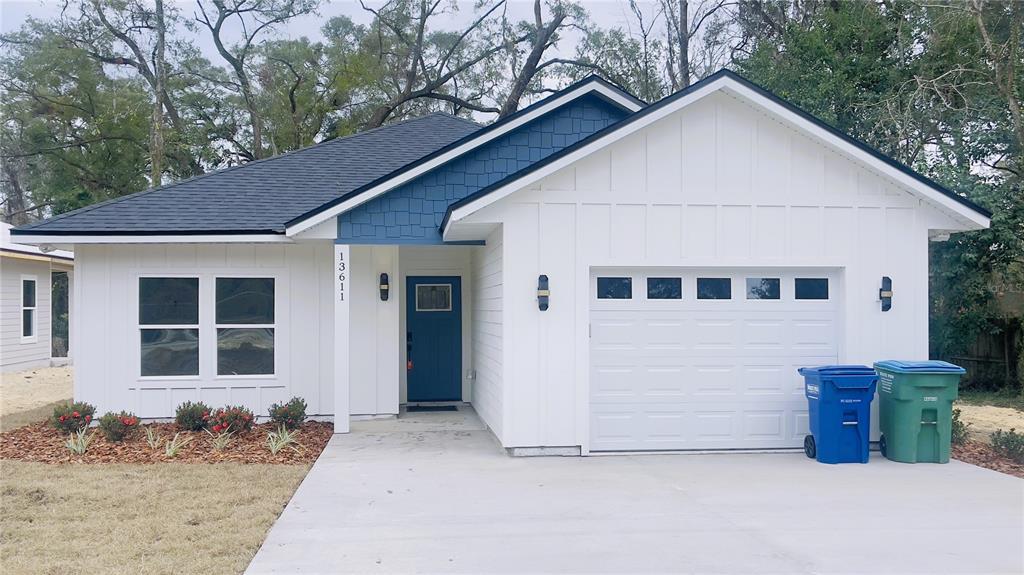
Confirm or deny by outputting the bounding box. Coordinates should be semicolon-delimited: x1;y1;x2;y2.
98;411;139;442
208;405;255;433
175;401;212;431
51;402;96;434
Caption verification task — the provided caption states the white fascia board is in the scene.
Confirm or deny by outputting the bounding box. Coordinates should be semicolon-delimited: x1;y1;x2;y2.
444;76;990;237
284;81;643;237
10;234;294;245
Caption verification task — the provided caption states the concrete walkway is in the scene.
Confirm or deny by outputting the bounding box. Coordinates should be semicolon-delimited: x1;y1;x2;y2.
248;407;1023;574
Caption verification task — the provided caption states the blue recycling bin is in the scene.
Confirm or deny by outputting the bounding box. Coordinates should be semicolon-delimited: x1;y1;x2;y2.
799;365;878;464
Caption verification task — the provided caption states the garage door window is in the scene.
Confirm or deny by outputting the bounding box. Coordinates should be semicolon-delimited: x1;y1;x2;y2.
795;278;829;300
697;278;731;300
597;277;632;299
647;277;682;300
746;278;780;300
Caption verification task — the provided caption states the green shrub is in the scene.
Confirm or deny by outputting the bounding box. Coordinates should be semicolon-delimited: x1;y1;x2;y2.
208;405;255;433
98;411;139;442
268;397;307;430
951;408;971;445
990;429;1024;464
51;402;95;433
175;401;211;431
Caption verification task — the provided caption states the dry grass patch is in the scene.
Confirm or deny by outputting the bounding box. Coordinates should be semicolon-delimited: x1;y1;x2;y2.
0;367;72;416
956;403;1024;444
1;461;309;574
0;367;72;432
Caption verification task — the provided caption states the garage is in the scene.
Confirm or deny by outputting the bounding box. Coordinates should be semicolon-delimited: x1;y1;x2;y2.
589;269;840;452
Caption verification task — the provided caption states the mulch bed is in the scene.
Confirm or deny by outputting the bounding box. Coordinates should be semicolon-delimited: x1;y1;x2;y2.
0;421;332;465
953;441;1024;479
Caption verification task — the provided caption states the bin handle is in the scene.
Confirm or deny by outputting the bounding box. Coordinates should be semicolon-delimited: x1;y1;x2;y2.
921;421;937;425
842;421;858;426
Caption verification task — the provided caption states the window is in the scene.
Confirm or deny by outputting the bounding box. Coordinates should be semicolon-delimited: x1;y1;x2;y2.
217;278;275;375
415;284;452;311
647;277;682;300
697;278;731;300
597;277;632;299
139;277;199;376
795;278;829;300
746;278;781;300
21;277;36;340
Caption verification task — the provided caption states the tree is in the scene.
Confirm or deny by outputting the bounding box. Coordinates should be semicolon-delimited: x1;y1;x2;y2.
0;21;152;214
193;0;320;160
48;0;203;181
496;0;588;117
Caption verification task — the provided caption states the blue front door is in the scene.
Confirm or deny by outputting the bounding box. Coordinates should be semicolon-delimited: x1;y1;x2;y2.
406;276;462;402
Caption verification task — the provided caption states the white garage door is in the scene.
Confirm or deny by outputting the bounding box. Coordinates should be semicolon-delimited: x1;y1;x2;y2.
589;269;839;451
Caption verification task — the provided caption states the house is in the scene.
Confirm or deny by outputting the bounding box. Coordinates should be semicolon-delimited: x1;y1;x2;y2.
11;71;990;454
1;222;73;372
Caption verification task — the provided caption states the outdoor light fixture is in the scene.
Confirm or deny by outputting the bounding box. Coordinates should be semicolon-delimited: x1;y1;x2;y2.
879;276;892;312
379;273;390;301
537;274;550;311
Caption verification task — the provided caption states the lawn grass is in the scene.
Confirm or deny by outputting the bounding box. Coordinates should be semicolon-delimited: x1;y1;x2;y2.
958;389;1024;412
0;461;309;574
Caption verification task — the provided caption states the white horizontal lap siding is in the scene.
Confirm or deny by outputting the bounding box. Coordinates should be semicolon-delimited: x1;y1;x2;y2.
470;227;504;440
0;258;52;370
74;242;335;418
463;91;938;450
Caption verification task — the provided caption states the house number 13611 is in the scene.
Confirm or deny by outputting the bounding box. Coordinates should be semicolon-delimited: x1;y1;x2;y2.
337;253;346;302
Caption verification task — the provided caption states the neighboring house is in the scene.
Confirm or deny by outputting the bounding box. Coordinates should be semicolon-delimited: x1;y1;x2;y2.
1;222;73;372
12;71;990;454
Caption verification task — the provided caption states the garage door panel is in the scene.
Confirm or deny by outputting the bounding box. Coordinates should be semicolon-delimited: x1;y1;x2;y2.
589;268;839;451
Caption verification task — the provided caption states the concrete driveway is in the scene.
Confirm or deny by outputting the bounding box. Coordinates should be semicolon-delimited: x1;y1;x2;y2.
248;408;1023;574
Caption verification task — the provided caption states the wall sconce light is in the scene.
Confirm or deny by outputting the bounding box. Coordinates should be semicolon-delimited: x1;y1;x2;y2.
537;274;550;311
879;276;892;312
379;273;390;301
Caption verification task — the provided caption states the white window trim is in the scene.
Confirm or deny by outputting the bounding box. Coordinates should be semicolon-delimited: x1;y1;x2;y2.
744;277;783;301
137;275;201;380
794;277;832;301
414;283;453;312
695;277;734;301
214;275;277;378
20;274;38;343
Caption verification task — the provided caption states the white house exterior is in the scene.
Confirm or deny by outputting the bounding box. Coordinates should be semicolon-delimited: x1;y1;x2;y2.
12;71;989;454
1;222;73;371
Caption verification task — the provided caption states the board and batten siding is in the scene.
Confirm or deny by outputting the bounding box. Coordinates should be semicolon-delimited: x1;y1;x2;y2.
470;227;504;439
73;243;336;418
349;245;400;415
462;91;962;450
0;258;52;370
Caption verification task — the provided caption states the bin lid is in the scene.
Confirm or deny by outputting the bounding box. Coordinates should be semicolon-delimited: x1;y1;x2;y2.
798;365;876;376
873;360;966;374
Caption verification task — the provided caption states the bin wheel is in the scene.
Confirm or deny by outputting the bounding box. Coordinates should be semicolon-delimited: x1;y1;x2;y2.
804;435;816;459
879;435;887;458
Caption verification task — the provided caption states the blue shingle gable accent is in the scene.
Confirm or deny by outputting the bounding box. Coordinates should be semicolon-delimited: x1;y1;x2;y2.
337;94;629;244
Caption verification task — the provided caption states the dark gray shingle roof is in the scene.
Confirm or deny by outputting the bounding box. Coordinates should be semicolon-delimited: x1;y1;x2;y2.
16;113;481;235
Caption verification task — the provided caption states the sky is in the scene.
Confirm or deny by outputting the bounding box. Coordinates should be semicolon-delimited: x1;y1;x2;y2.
0;0;662;64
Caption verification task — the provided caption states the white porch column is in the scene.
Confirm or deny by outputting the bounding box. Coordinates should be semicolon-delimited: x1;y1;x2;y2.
333;244;351;433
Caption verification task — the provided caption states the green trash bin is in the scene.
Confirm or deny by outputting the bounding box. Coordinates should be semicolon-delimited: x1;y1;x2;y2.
874;360;966;463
